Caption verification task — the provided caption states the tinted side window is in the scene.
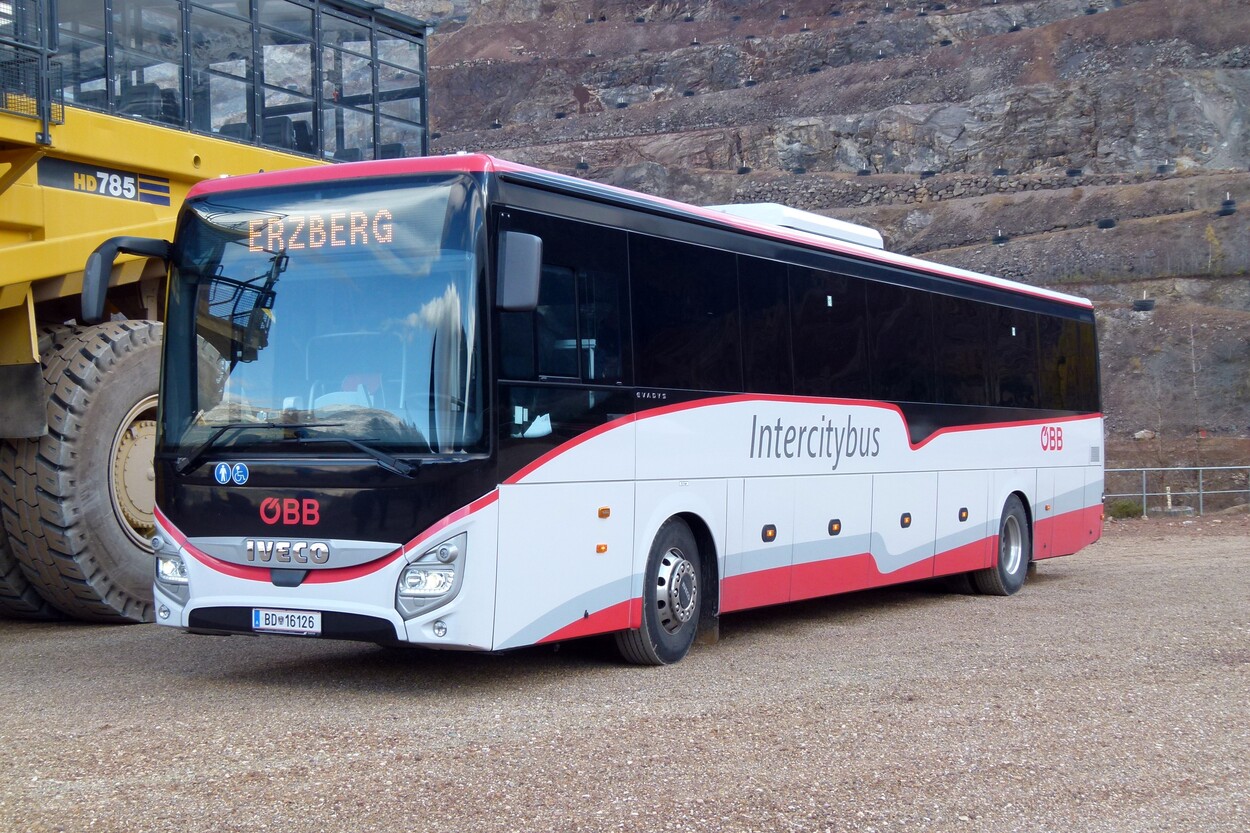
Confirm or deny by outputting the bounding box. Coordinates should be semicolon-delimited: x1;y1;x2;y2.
631;234;741;392
1075;319;1100;412
534;265;578;379
934;294;989;406
739;257;792;395
1038;315;1100;412
989;306;1039;407
866;281;934;403
790;267;869;399
497;210;630;385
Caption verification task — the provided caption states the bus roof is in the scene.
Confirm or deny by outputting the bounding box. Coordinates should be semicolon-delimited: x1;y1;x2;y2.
188;153;1094;311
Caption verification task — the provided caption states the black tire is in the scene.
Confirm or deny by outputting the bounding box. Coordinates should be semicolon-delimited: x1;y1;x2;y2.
0;530;60;619
0;322;162;623
973;494;1031;596
615;517;702;665
940;571;978;595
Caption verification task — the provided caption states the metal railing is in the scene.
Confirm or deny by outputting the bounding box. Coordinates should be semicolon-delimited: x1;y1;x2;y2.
1105;466;1250;517
0;0;62;140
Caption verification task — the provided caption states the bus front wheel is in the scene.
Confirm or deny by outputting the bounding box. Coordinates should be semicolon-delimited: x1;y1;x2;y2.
974;495;1031;596
615;517;701;665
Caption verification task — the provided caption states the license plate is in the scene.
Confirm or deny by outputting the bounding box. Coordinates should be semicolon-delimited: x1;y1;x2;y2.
252;608;322;636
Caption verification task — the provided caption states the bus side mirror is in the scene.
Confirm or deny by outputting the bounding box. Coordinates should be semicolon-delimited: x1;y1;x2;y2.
82;236;171;324
496;231;542;312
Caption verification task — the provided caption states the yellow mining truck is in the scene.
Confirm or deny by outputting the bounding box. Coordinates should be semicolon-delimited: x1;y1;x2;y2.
0;0;428;621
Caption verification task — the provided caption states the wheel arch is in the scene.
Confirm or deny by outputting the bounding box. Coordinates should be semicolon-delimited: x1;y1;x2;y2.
675;510;720;623
633;480;728;624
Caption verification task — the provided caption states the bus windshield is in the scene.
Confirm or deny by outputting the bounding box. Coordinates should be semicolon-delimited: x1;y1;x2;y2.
161;173;485;461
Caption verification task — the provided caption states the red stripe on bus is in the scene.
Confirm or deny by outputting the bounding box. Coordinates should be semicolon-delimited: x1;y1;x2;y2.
910;412;1103;450
722;563;793;611
168;492;500;584
932;538;995;575
505;396;1101;485
155;505;188;548
398;491;500;553
718;505;1097;614
537;599;635;643
503;418;636;484
722;552;932;612
180;539;408;583
632;394;1098;453
181;545;270;581
1035;504;1104;560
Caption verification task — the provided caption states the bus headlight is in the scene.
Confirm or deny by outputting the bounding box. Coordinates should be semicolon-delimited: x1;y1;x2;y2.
396;532;466;619
155;553;190;604
398;566;455;596
156;554;188;584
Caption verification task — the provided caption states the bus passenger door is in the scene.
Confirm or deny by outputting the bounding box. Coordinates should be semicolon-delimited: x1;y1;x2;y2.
869;472;938;585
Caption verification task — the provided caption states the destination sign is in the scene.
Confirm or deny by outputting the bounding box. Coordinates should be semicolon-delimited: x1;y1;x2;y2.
246;209;395;252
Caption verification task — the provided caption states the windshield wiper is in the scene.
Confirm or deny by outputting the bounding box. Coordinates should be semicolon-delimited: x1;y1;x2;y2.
288;436;418;478
174;421;335;475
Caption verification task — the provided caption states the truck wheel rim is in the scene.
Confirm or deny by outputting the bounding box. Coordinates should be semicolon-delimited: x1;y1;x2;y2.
110;395;158;552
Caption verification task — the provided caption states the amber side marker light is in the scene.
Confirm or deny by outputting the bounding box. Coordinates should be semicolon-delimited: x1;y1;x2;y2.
900;512;912;529
595;544;608;554
762;524;777;542
598;507;611;519
958;507;969;523
828;519;842;536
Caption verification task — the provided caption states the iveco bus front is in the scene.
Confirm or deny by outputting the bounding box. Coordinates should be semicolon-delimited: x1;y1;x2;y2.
145;161;521;648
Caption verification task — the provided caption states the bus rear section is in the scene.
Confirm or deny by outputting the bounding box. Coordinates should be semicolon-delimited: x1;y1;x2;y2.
148;154;1103;665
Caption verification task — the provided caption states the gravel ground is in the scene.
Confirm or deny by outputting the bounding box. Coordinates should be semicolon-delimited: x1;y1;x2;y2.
1;518;1247;833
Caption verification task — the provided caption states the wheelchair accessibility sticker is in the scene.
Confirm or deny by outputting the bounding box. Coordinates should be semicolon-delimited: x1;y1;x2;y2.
214;463;250;485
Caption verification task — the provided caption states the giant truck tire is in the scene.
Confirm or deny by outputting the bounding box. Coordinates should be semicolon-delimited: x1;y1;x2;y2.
0;322;162;623
0;530;60;619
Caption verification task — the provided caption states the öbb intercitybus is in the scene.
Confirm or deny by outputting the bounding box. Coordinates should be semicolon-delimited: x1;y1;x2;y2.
92;153;1102;664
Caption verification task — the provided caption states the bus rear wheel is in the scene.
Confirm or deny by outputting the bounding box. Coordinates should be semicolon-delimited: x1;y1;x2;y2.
973;495;1031;596
0;322;162;623
615;518;702;665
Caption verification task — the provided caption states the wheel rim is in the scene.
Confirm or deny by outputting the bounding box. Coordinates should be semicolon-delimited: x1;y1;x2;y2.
110;394;158;552
1000;513;1023;575
654;548;698;634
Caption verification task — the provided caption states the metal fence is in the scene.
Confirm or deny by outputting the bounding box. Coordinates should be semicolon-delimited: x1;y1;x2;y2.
1105;466;1250;517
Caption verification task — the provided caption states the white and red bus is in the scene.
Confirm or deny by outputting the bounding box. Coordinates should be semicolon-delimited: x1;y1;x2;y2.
91;153;1102;664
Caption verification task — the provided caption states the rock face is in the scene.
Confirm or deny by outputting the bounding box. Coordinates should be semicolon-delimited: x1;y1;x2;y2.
417;0;1249;174
394;0;1250;456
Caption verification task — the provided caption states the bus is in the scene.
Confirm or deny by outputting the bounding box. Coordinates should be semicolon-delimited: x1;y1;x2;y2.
87;153;1103;664
0;0;427;623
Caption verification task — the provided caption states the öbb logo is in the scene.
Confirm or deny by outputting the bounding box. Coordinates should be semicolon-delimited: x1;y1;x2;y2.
1040;425;1064;452
260;497;321;526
